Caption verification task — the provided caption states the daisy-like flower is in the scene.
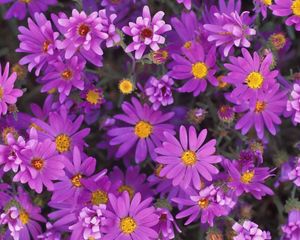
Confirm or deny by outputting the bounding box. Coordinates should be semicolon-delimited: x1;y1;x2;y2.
41;56;86;103
102;192;159;240
13;138;65;193
217;105;235;123
170;42;218;96
288;157;300;186
108;97;174;163
282;210;300;240
17;13;59;76
145;74;174;110
231;83;287;139
176;0;192;10
253;0;272;19
224;48;278;100
155;125;221;189
203;11;256;56
122;5;172;59
0;63;23;116
232;220;271;239
55;10;109;66
0;0;56;20
270;0;300;31
286;82;300;125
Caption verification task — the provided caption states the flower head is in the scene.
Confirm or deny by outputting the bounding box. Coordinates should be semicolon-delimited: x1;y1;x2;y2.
232;220;271;239
287;82;300;125
282;210;300;240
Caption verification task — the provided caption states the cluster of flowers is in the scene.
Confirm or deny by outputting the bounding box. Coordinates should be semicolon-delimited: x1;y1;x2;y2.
0;0;300;239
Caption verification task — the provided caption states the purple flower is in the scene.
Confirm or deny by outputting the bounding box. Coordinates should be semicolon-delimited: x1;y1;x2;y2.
55;10;109;66
287;82;300;125
108;97;174;163
224;48;278;100
204;11;256;56
0;62;23;116
155;125;221;189
253;0;272;19
37;222;61;240
0;0;56;20
79;84;105;110
102;192;159;240
270;0;300;31
176;0;192;10
17;13;59;76
232;220;271;239
282;210;300;240
288;157;300;186
170;42;218;96
122;5;172;59
145;74;174;110
41;56;86;103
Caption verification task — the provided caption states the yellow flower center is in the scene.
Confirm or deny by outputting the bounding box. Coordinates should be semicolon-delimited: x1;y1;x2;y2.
91;190;108;205
255;101;266;113
31;158;44;170
0;87;3;99
119;79;134;94
269;33;286;50
184;41;192;49
263;0;272;5
181;150;197;166
192;62;208;79
71;174;82;187
61;69;73;80
1;127;18;144
292;0;300;16
198;198;209;209
118;185;135;199
245;72;264;89
120;217;137;234
55;134;71;153
217;75;229;88
19;210;29;225
86;89;101;105
154;164;164;177
78;24;90;36
241;170;255;184
42;40;51;53
134;121;152;138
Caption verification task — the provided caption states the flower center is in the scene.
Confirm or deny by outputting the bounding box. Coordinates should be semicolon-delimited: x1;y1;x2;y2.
269;33;286;50
140;28;153;39
184;41;192;49
61;69;73;80
71;174;82;187
42;40;51;53
181;150;197;166
91;190;108;205
19;210;29;225
120;217;137;234
241;170;255;184
154;164;164;177
2;127;18;144
0;87;3;99
110;0;121;3
55;134;71;153
78;24;90;36
292;0;300;16
134;121;153;138
31;158;44;170
255;101;266;113
245;72;264;89
118;185;135;199
119;79;134;94
192;62;208;79
86;89;101;105
198;198;209;209
262;0;272;5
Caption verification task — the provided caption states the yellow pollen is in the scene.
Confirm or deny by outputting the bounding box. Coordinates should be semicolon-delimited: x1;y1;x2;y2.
31;158;44;170
91;190;108;205
61;69;73;80
71;174;82;187
269;33;286;50
0;87;3;99
134;121;152;138
19;210;29;225
120;217;137;234
181;150;197;166
86;89;101;105
55;134;71;153
184;41;192;49
154;164;164;177
198;198;209;209
118;185;135;199
245;72;264;89
292;0;300;16
161;50;169;59
241;170;255;184
2;127;18;144
263;0;272;5
119;79;134;94
255;101;266;113
217;75;229;88
192;62;208;79
42;40;51;52
20;0;31;3
78;24;90;36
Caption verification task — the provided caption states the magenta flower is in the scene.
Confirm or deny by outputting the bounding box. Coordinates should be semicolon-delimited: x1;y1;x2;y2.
270;0;300;31
108;97;174;163
170;42;218;96
155;125;221;189
288;157;300;186
204;11;256;56
17;13;59;76
41;56;86;103
0;62;23;116
286;82;300;125
232;220;271;239
102;192;159;240
253;0;272;19
176;0;192;10
122;5;172;59
282;210;300;240
224;48;278;100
